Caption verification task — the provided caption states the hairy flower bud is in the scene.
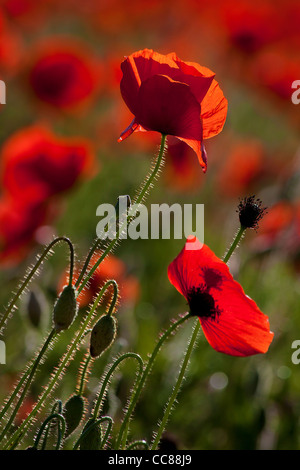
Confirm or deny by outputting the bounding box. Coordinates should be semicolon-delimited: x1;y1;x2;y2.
53;285;78;332
63;394;85;437
79;418;102;450
90;314;117;358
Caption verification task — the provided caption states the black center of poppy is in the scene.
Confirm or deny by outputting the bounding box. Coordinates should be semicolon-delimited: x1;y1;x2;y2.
187;286;219;321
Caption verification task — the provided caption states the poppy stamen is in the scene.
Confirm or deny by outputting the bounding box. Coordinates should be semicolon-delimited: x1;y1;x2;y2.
187;286;220;321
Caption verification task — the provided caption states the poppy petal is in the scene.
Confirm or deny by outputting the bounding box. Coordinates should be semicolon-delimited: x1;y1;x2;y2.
176;138;207;172
120;49;216;115
173;56;216;104
201;79;228;139
135;74;203;140
200;281;274;357
120;49;179;115
118;118;140;142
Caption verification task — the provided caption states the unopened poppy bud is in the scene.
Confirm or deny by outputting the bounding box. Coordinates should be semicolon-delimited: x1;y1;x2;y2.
63;394;85;437
79;418;102;450
90;314;117;358
53;285;78;332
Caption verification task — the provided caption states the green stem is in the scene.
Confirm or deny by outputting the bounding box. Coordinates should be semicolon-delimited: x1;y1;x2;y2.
78;354;92;397
223;226;246;263
33;413;66;450
126;440;149;450
115;312;190;450
0;328;56;444
151;320;200;450
0;237;74;333
72;417;112;450
99;416;114;450
3;281;116;450
76;134;167;296
92;352;143;420
0;366;33;423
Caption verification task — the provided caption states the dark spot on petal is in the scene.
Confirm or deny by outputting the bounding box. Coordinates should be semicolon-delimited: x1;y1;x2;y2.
187;286;220;321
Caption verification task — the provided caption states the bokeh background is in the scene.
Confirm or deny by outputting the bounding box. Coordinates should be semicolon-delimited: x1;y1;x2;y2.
0;0;300;450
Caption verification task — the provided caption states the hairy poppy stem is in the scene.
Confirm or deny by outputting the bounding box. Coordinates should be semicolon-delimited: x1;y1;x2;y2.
126;440;149;450
78;353;92;397
76;134;167;296
223;226;246;263
0;236;74;334
3;280;117;450
151;319;200;450
115;311;190;450
0;328;57;444
92;352;143;421
33;413;66;450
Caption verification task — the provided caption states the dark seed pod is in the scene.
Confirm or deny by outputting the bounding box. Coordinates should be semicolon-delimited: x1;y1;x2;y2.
79;418;102;450
63;394;85;437
53;285;78;332
90;314;117;358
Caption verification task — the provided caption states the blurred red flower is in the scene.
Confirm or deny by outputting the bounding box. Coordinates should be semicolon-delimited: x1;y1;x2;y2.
27;38;100;110
0;196;47;264
58;253;140;309
1;125;95;201
217;141;265;197
118;49;227;172
254;201;295;251
0;10;23;75
0;125;95;264
220;0;283;54
168;236;273;356
250;41;300;102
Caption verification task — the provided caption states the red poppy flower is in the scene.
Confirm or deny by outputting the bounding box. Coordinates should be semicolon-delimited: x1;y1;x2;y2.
118;49;228;172
220;0;282;54
0;11;23;75
253;201;295;251
0;196;47;265
168;236;273;356
27;38;100;110
1;125;95;201
217;141;265;197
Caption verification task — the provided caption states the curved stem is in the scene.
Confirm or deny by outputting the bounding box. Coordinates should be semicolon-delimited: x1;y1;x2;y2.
3;280;117;450
92;352;144;420
76;134;167;296
0;328;56;444
72;417;112;450
0;237;74;333
99;416;114;450
115;312;190;450
223;226;246;263
33;413;66;450
151;320;200;450
126;440;149;450
107;280;119;316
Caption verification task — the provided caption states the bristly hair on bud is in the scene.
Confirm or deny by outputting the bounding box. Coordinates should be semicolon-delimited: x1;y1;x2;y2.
237;195;267;231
